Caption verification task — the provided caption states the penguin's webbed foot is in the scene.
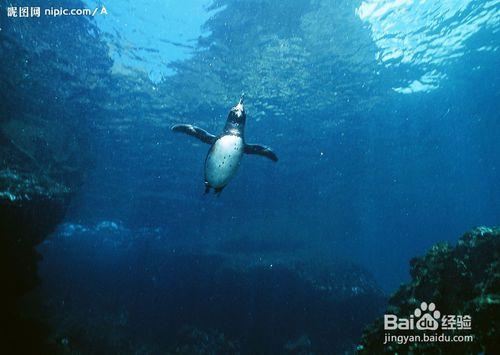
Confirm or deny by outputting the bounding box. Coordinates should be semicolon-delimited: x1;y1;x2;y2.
214;186;224;197
204;182;211;194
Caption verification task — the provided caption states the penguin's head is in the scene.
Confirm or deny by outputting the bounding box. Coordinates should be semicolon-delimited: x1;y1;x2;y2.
224;94;246;135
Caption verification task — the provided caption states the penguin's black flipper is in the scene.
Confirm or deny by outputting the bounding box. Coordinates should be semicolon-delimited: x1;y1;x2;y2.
171;124;217;145
244;143;278;162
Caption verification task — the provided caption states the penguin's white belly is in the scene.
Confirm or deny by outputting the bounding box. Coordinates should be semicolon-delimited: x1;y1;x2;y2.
205;135;244;188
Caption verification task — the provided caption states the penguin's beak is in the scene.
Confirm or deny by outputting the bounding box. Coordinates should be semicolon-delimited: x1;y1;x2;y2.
234;94;245;117
234;103;244;117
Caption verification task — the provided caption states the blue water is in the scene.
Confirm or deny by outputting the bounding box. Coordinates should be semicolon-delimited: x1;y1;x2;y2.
70;0;499;289
2;0;499;353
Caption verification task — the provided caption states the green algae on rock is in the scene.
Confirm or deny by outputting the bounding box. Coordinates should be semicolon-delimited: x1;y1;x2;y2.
358;227;499;354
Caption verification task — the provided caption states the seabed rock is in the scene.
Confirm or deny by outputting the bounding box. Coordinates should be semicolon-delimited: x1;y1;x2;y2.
0;169;71;353
39;227;387;354
168;326;240;354
358;226;499;354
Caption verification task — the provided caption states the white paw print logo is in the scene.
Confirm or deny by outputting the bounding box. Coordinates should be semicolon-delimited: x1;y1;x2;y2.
414;302;441;330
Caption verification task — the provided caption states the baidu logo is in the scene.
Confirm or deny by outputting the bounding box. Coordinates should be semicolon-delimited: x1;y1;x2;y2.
385;302;440;330
382;301;474;345
384;302;470;331
414;302;440;330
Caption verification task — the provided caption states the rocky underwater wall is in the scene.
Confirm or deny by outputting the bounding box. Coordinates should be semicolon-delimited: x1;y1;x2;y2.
0;1;112;351
0;174;70;353
359;227;499;354
34;224;500;354
37;222;387;354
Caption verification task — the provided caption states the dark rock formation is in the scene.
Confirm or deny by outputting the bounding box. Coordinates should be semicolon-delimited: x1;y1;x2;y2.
168;326;240;354
0;176;70;353
38;224;387;354
358;226;499;354
0;1;111;352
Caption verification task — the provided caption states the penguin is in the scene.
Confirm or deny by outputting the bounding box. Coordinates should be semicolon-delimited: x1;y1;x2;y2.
171;94;278;195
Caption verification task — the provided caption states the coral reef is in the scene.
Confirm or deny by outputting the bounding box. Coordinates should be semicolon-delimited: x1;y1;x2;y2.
358;226;499;354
